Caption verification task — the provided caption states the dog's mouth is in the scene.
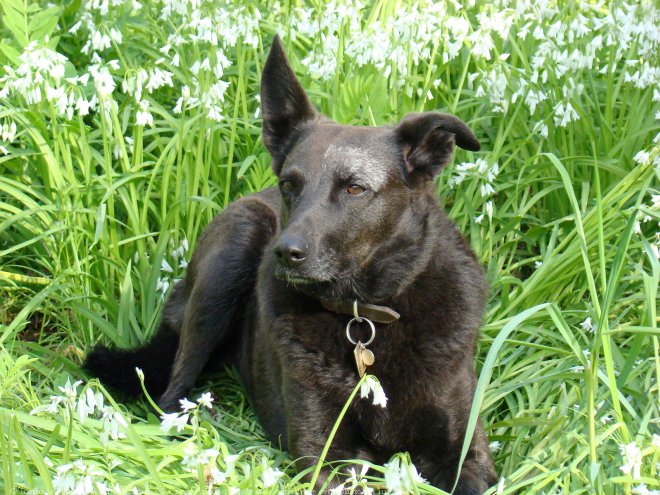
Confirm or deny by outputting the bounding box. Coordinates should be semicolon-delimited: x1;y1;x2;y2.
273;266;338;290
272;265;357;300
282;274;317;285
273;268;323;286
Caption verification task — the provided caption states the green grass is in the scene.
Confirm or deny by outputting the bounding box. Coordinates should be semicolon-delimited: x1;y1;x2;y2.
0;0;659;493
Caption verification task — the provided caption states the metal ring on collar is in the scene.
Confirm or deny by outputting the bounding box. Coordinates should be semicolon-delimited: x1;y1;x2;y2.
345;316;375;346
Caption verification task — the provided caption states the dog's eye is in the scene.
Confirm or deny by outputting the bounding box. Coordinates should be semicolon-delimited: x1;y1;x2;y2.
280;180;295;193
346;184;366;195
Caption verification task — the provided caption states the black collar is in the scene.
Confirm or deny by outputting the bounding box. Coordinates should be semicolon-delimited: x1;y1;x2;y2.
320;299;400;324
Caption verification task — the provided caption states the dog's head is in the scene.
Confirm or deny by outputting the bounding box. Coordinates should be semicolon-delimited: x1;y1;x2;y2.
261;36;480;302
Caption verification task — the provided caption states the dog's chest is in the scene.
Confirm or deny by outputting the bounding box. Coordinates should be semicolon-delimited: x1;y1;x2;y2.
275;311;442;401
262;305;459;452
280;311;408;370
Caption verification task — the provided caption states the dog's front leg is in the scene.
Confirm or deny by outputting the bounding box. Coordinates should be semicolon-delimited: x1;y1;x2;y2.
448;422;497;495
411;422;495;495
426;453;495;495
283;378;375;493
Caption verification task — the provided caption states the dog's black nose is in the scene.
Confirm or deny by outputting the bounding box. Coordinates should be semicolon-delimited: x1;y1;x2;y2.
274;234;309;267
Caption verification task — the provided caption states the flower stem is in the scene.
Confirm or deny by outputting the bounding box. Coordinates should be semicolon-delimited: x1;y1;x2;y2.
309;374;368;491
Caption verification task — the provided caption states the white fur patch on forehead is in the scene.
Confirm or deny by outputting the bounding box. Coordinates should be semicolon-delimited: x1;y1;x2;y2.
322;144;390;191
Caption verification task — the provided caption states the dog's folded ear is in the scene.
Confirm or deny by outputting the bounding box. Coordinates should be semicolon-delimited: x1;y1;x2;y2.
396;112;480;181
261;35;318;173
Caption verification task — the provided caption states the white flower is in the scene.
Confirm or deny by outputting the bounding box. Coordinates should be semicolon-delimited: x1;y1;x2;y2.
136;99;153;126
173;97;184;114
91;30;111;51
179;398;197;412
109;28;122;45
161;258;173;273
525;89;548;114
53;459;107;495
468;30;494;60
530;120;549;138
620;441;643;480
207;466;228;485
197;392;214;409
553;101;580;127
145;67;174;93
479;182;495;198
206;104;224;122
59;379;82;399
1;121;16;142
451;159;499;200
632;484;660;495
383;457;425;495
485;200;494;219
223;454;239;474
160;412;189;433
182;443;220;472
634;151;651;165
89;64;115;99
330;483;346;495
475;66;509;112
99;409;128;444
77;387;102;423
651;195;660;210
75;97;93;116
653;434;660;449
580;317;594;333
261;465;283;488
156;277;170;294
135;367;144;381
30;395;63;415
360;375;388;408
171;243;189;270
347;463;369;485
489;441;501;452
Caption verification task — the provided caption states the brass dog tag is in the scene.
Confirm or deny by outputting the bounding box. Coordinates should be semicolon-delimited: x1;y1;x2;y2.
362;347;375;366
354;342;375;377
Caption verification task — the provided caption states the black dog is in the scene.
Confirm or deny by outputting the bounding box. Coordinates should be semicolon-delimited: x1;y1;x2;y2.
85;36;496;493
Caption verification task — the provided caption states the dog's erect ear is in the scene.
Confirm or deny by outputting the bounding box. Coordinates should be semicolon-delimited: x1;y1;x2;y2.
396;112;480;181
261;35;317;173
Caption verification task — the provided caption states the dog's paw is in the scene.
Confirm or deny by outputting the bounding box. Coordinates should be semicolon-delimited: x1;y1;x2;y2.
452;473;489;495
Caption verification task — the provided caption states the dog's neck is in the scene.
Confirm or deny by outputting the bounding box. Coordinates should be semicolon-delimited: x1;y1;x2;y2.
347;190;445;304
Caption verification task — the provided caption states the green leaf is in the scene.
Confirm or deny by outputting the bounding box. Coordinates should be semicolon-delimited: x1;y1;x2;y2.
0;39;20;64
0;0;30;48
28;5;60;42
